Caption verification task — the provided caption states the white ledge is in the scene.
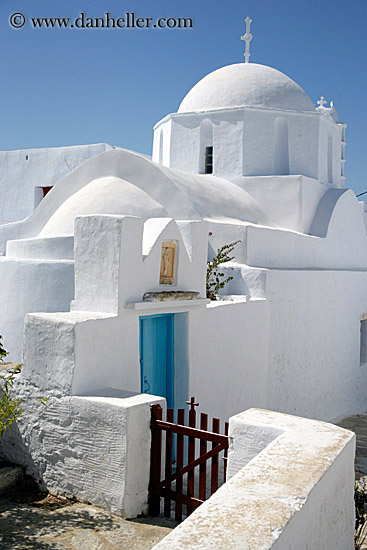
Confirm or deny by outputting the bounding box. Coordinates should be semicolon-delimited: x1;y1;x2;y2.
124;298;210;310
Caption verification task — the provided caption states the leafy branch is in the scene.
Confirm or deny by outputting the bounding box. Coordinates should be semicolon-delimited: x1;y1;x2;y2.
0;335;47;437
0;335;8;362
206;239;240;300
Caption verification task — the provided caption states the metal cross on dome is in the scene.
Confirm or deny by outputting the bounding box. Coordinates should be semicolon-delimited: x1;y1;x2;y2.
240;16;253;63
317;96;327;107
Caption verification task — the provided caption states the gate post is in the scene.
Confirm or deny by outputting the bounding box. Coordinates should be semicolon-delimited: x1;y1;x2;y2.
149;404;163;516
186;396;199;516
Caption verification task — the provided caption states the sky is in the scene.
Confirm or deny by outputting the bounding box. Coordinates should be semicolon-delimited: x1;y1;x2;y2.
1;0;366;194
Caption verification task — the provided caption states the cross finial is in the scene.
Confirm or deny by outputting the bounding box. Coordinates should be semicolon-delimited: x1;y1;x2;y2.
186;396;199;412
240;16;253;63
317;96;327;107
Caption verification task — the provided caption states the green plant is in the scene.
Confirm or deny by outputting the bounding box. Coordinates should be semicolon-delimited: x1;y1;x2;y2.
355;476;367;549
206;239;240;300
0;335;47;437
0;364;24;437
0;335;8;362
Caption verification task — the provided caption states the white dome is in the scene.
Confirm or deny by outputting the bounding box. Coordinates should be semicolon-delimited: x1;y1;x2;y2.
178;63;315;113
39;176;167;236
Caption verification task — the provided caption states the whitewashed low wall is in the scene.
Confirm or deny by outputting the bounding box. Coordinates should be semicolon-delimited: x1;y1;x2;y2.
0;258;75;362
0;387;165;518
153;409;355;550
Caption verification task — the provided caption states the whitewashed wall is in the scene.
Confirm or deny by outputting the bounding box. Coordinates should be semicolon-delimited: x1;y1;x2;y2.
0;255;74;362
153;107;342;182
169;116;201;174
0;143;112;224
233;175;327;233
0;378;165;518
187;299;270;420
266;268;367;420
152;118;172;167
15;202;367;424
318;116;344;188
186;268;367;423
19;215;208;398
244;189;367;269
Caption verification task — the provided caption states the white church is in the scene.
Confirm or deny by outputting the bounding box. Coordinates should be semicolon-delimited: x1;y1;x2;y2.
0;21;365;526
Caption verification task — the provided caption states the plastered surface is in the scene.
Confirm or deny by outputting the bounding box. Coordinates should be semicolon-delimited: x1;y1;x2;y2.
153;409;355;550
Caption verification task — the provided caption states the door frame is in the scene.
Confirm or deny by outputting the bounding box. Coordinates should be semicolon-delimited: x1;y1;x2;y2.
139;313;175;408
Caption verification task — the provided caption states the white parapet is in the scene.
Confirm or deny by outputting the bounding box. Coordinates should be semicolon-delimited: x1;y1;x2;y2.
0;389;165;519
153;408;355;550
64;393;166;517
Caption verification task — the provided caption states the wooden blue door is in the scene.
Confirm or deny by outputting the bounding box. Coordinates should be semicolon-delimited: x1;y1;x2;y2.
139;314;174;408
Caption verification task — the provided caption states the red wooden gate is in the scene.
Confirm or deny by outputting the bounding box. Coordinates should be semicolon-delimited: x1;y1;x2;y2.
149;397;229;522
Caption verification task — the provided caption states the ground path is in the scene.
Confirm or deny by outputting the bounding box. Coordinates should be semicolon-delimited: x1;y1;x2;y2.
0;493;175;549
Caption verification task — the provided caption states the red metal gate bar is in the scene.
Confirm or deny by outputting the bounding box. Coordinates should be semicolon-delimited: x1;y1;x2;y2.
164;408;173;518
187;400;196;516
155;420;228;445
199;413;208;501
151;488;203;509
224;421;229;483
149;404;163;516
175;408;185;522
211;418;220;494
157;442;227;490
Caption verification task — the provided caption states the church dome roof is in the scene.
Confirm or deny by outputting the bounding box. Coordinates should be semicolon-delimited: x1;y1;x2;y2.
178;63;315;113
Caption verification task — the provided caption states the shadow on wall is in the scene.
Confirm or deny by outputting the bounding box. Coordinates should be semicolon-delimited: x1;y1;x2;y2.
0;423;46;489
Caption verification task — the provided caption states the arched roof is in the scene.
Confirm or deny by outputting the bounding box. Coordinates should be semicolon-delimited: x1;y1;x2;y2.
39;176;167;236
0;149;273;239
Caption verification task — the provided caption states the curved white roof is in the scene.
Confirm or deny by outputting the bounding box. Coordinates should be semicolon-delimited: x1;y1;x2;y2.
0;149;273;240
39;176;168;236
178;63;315;113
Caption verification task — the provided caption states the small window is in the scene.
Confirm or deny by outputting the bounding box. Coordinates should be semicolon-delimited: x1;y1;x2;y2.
205;146;213;174
34;186;53;209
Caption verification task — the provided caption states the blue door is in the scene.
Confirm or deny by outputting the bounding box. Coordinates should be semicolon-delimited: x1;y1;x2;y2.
139;314;174;408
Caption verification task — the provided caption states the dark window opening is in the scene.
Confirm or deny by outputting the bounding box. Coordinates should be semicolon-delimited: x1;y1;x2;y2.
42;186;53;198
205;146;213;174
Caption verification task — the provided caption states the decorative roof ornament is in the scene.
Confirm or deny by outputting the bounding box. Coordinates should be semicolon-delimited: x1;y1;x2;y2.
240;16;253;63
316;97;340;123
317;96;327;107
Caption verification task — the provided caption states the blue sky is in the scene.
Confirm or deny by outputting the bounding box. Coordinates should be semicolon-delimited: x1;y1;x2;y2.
1;0;366;194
